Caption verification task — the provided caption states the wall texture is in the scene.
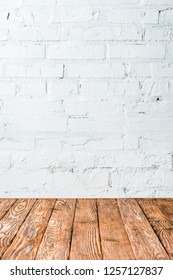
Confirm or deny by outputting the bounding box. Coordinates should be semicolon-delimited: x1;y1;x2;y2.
0;0;173;197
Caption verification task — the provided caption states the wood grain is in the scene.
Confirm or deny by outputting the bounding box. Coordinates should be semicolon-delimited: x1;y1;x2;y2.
2;199;55;260
138;199;173;259
117;199;169;260
97;199;135;259
69;199;102;260
36;199;76;260
0;199;36;258
0;199;16;220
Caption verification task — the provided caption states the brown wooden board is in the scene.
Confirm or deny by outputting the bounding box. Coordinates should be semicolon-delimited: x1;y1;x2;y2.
97;199;135;259
0;199;36;258
117;199;169;260
2;199;55;260
69;199;102;260
0;199;16;220
138;198;173;259
36;199;76;260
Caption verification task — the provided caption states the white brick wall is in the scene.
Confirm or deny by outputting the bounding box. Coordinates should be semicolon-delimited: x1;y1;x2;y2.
0;0;173;197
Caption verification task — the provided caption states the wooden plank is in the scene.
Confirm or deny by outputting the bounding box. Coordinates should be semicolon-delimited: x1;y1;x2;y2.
97;199;135;260
36;199;76;260
138;199;173;259
2;199;55;260
117;199;169;260
0;199;36;258
69;199;102;260
152;199;173;217
0;199;16;220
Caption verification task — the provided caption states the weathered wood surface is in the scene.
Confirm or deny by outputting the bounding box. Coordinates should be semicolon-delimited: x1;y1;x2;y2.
2;199;55;260
69;199;102;260
36;199;76;260
0;198;172;260
117;199;169;260
98;199;135;259
138;199;173;259
0;199;36;258
0;199;16;220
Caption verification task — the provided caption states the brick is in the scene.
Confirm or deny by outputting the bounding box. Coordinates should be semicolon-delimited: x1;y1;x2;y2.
151;63;173;77
80;81;108;101
85;26;141;41
6;65;26;77
10;26;68;43
68;118;91;132
110;81;139;96
123;135;139;150
0;169;48;192
67;63;124;77
0;153;10;168
29;8;54;26
127;63;151;77
0;64;3;77
145;26;173;41
103;8;158;24
0;82;15;96
54;7;93;23
64;99;123;115
115;26;142;41
26;64;40;77
139;81;168;96
25;0;56;5
0;137;34;152
4;114;68;133
35;139;62;154
0;45;26;59
26;45;45;59
41;64;64;77
47;80;78;100
0;29;8;41
10;27;38;41
16;81;46;98
0;0;23;7
85;26;116;41
46;44;105;60
111;168;162;196
38;27;69;41
56;0;140;5
83;137;123;150
0;9;10;25
159;10;173;25
68;117;124;133
144;0;173;5
2;100;63;115
109;44;165;59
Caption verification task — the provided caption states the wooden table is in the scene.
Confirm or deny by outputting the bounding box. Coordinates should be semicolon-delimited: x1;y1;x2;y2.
0;198;172;260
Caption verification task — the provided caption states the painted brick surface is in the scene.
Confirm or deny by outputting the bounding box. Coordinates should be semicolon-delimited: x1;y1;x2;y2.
0;0;173;197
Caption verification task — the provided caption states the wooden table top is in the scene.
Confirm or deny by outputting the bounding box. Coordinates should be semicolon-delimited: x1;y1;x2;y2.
0;198;172;260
